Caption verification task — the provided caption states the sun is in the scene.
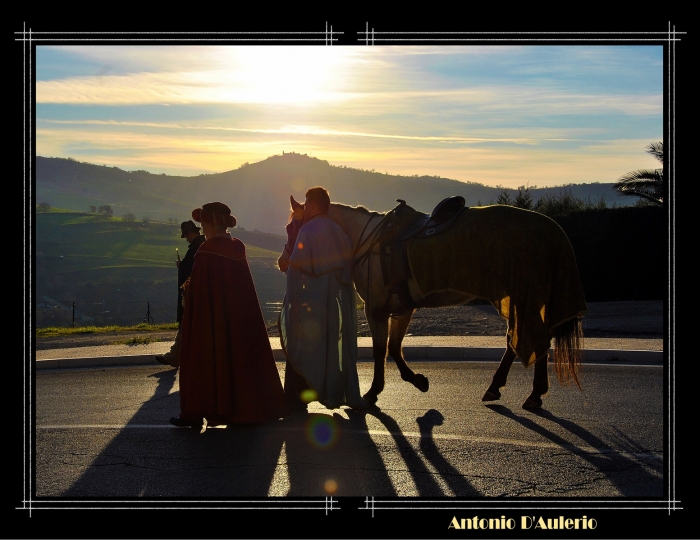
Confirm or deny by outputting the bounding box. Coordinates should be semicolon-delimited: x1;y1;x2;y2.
210;46;360;106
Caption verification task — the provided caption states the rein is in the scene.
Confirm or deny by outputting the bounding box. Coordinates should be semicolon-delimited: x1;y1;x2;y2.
350;212;385;319
351;200;404;268
350;201;406;316
283;201;405;315
351;217;382;266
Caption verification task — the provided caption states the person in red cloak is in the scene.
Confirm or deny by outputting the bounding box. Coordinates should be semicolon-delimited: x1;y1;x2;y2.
170;201;289;430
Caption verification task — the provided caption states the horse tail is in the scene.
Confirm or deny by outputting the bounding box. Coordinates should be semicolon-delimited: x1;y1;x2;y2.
552;316;584;390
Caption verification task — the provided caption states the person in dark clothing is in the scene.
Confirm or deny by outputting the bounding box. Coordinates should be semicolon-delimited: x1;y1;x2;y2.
170;201;288;429
156;220;205;368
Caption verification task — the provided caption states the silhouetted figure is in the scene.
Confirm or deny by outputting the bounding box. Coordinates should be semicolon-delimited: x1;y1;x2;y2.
279;187;368;413
156;220;205;368
170;202;288;430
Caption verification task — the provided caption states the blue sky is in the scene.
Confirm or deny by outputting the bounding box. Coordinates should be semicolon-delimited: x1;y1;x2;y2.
35;45;663;189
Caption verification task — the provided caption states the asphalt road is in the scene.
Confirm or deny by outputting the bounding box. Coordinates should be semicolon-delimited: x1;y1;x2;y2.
34;360;663;499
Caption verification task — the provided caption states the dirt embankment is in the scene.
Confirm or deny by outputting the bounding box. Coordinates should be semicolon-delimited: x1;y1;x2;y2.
35;300;664;350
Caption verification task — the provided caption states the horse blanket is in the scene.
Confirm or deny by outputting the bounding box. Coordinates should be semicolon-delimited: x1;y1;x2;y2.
407;205;587;366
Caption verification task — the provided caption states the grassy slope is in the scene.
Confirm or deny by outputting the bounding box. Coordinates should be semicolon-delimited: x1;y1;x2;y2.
34;209;287;305
36;211;280;270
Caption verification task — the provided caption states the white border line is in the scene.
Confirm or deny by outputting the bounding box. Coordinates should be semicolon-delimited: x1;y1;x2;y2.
13;31;333;35
15;38;335;42
21;23;678;523
363;31;686;35
352;22;677;517
358;23;684;45
25;22;33;519
23;20;27;518
20;22;340;517
364;38;680;42
669;21;676;516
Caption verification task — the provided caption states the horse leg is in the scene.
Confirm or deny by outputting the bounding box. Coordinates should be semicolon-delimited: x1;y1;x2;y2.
522;353;549;409
482;342;516;402
363;308;390;407
388;310;429;393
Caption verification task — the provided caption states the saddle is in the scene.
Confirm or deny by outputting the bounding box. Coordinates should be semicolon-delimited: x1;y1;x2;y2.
378;196;466;312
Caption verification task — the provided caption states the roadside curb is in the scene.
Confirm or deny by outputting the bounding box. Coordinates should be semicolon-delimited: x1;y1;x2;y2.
35;346;663;370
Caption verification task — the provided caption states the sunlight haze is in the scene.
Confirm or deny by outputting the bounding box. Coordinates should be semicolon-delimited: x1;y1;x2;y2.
36;45;663;188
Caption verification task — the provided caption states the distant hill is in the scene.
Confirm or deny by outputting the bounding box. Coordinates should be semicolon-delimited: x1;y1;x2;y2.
36;154;632;235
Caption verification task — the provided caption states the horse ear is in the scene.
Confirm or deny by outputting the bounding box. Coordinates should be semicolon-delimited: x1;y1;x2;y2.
290;195;302;211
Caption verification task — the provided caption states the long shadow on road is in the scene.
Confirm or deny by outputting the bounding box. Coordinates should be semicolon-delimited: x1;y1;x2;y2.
281;411;395;496
415;409;480;497
59;367;395;498
362;408;481;497
485;404;662;497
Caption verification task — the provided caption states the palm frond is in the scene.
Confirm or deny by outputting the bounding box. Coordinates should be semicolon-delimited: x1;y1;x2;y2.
613;141;664;205
615;168;663;185
613;179;663;204
646;141;663;164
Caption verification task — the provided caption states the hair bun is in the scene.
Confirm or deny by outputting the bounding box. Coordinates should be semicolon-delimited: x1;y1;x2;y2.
192;201;236;227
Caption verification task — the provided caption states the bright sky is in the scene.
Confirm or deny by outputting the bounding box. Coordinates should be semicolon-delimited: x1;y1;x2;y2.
35;45;663;189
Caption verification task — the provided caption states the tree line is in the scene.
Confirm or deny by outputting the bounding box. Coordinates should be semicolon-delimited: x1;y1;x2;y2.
477;141;663;216
39;141;664;219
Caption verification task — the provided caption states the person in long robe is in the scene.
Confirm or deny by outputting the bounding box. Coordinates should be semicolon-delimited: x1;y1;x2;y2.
156;220;204;368
170;201;289;429
279;187;368;412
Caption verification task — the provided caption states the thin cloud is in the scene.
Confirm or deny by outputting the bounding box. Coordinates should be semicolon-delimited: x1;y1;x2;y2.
38;118;653;151
40;119;537;144
35;45;662;188
36;73;661;118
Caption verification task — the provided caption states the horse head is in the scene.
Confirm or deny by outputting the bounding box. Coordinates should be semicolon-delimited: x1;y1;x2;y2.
277;195;306;272
290;194;304;216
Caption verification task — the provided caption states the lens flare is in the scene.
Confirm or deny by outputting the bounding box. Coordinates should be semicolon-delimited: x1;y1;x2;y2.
300;389;318;403
324;479;338;494
306;415;339;449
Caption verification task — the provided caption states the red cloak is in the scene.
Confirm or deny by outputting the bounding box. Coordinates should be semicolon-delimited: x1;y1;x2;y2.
178;235;288;425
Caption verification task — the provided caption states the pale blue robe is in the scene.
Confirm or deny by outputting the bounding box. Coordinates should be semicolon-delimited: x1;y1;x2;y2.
280;216;367;409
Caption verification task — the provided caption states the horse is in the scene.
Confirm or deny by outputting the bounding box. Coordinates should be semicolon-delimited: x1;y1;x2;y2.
277;195;587;410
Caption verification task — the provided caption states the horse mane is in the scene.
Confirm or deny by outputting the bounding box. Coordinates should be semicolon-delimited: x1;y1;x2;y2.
329;202;385;233
330;202;384;216
285;202;374;228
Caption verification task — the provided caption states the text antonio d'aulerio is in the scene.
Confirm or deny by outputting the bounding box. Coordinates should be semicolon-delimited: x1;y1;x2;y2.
448;515;597;531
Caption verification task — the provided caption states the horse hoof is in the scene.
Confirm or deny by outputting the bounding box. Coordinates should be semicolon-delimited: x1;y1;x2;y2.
482;389;501;401
522;397;542;409
414;374;429;393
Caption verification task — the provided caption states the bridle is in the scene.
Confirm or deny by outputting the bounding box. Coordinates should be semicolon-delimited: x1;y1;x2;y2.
282;215;304;257
283;201;405;312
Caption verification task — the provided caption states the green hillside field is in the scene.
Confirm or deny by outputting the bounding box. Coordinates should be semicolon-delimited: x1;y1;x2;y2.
34;209;287;310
